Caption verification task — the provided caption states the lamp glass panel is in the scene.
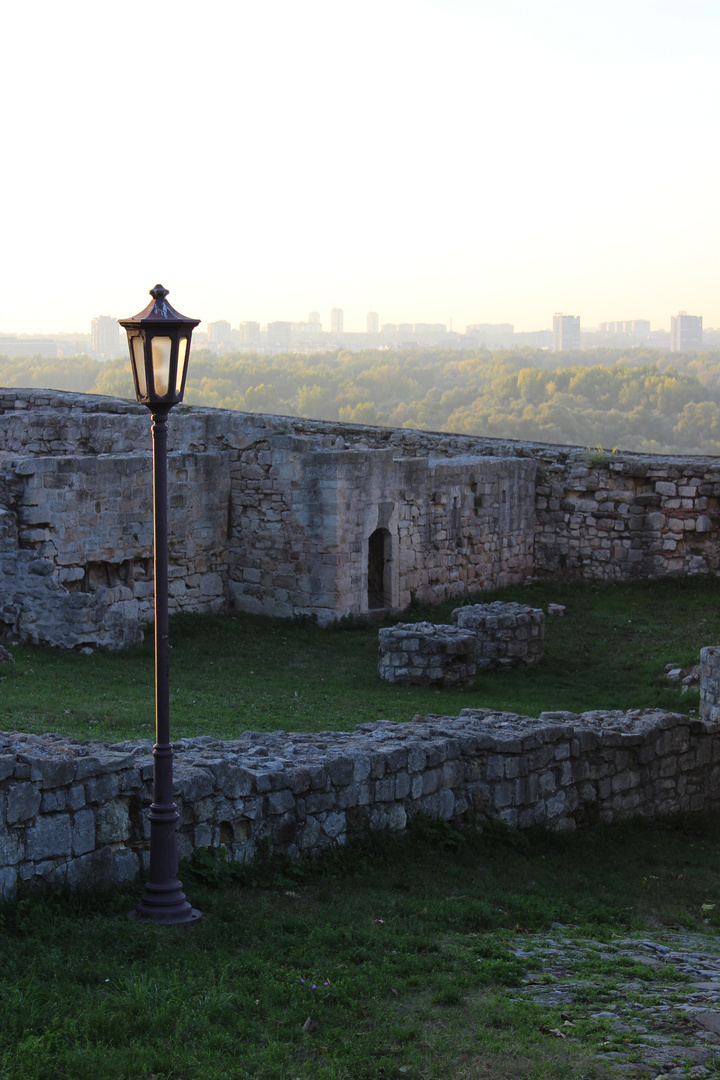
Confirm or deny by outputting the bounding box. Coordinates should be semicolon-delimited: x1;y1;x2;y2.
151;336;172;396
132;336;148;397
177;337;188;393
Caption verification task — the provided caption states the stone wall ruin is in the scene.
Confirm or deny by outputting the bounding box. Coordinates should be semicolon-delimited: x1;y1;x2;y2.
2;389;720;897
0;390;535;645
1;387;720;648
2;707;718;900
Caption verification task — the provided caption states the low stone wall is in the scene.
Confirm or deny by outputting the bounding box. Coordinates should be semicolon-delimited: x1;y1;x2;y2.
377;623;477;686
700;646;720;722
452;602;545;667
2;707;718;900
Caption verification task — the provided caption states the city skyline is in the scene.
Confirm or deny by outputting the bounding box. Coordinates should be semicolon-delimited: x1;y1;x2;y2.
1;306;714;358
1;0;718;335
0;305;714;339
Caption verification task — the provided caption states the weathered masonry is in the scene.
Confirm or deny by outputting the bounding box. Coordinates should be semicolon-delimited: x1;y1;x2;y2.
1;388;720;648
1;452;228;648
233;441;535;623
0;391;534;645
1;708;718;899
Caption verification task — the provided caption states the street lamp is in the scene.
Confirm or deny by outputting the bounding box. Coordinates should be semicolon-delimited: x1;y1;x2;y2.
119;284;201;925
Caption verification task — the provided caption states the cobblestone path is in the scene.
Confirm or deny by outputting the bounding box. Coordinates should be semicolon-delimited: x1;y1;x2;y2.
510;929;720;1078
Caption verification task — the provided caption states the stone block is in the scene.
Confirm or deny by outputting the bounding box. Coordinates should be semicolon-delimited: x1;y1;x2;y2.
322;812;345;839
395;772;411;799
350;754;371;783
6;782;42;823
194;823;213;847
0;865;18;900
338;781;371;808
85;773;120;804
41;790;66;812
74;757;105;781
72;809;96;855
0;756;16;782
437;789;455;820
175;767;215;802
378;623;476;687
374;778;395;802
305;791;336;814
25;814;72;860
327;757;354;785
96;800;130;845
0;827;23;866
267;788;295;815
493;782;514;809
66;784;86;811
452;602;544;668
272;812;299;846
486;755;505;780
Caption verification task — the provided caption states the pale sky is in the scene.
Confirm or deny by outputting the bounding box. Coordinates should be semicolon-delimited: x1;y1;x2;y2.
2;0;718;335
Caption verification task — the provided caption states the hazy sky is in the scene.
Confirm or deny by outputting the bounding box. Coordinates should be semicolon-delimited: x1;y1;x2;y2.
2;0;718;335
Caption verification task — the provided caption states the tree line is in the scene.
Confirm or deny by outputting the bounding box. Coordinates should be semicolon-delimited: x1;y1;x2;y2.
2;346;720;455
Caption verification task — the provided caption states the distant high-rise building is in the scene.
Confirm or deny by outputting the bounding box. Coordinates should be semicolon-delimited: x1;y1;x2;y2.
91;315;121;358
330;308;344;334
267;321;292;346
466;323;514;336
599;320;650;336
366;311;379;334
552;313;581;351
0;336;58;359
308;311;321;328
465;323;514;346
241;321;261;345
670;312;702;352
207;319;232;343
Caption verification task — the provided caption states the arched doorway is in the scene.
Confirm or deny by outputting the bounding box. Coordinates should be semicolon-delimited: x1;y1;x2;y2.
367;528;391;610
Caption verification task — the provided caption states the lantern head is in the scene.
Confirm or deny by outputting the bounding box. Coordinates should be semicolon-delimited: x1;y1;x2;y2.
119;285;200;409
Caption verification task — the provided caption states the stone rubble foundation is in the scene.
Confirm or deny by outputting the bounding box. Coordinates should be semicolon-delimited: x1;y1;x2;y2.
377;603;545;687
377;622;477;686
1;706;718;900
452;601;545;668
700;645;720;722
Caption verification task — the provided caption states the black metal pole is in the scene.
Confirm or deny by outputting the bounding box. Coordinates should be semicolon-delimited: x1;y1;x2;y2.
132;407;200;924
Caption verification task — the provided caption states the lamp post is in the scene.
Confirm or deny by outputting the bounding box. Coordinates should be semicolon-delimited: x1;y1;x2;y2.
119;284;201;925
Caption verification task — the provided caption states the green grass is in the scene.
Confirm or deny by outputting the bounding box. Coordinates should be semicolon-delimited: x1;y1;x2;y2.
3;813;720;1080
3;578;720;1078
0;577;715;742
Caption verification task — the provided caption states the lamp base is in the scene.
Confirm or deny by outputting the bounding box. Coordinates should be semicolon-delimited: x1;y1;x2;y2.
129;880;202;925
128;907;201;924
129;906;202;925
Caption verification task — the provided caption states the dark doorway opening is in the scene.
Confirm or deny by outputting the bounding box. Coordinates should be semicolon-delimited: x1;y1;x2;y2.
368;528;390;610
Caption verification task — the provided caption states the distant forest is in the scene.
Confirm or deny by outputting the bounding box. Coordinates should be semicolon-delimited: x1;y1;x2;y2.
3;346;720;455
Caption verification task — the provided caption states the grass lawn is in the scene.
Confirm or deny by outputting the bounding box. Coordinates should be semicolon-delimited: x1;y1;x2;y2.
3;814;720;1080
0;576;715;742
2;578;720;1079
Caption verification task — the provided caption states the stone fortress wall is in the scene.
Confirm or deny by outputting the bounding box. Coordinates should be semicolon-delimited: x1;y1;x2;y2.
2;708;718;899
2;389;720;897
1;388;719;648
